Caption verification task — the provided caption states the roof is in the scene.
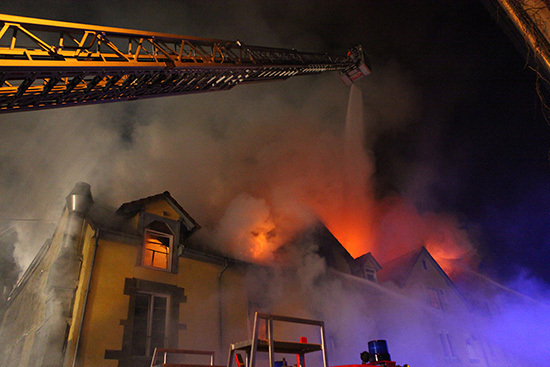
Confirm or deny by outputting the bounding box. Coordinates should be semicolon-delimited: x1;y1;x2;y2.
452;267;537;307
377;246;455;289
377;247;423;288
116;191;200;233
85;191;201;241
276;221;355;273
3;238;52;309
87;202;137;236
353;252;382;271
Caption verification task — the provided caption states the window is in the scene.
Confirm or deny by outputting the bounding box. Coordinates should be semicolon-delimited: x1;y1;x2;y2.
142;228;173;271
105;278;187;367
422;259;428;270
131;293;168;357
363;267;377;282
466;338;480;363
439;332;456;359
428;288;444;310
138;214;181;274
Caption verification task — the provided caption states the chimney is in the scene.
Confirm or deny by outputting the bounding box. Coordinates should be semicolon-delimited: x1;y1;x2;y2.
65;182;94;216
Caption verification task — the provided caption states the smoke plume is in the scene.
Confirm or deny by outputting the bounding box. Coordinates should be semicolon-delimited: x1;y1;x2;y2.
0;2;548;366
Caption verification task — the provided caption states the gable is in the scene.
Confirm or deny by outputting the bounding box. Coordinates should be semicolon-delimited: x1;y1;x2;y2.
378;247;455;290
143;200;181;220
117;191;199;235
377;248;421;288
406;249;455;290
276;221;355;274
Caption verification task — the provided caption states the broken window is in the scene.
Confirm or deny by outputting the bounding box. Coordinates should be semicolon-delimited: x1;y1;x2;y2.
142;227;173;271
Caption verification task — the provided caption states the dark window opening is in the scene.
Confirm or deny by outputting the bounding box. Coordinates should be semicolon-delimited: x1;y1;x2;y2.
428;288;444;310
363;267;377;282
131;293;168;357
105;278;187;367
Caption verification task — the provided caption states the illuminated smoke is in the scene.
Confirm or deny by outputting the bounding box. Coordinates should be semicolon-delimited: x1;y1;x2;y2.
0;2;547;366
210;193;278;262
373;197;477;274
0;227;21;301
312;84;376;257
271;84;478;274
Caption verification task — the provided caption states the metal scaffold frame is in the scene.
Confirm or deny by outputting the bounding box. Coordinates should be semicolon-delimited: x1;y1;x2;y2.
0;14;369;113
227;313;328;367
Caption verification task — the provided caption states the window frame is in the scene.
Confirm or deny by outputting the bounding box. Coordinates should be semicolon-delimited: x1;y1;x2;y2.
131;292;171;357
105;278;187;367
428;287;444;310
438;332;457;360
137;213;181;274
142;228;174;272
363;267;377;282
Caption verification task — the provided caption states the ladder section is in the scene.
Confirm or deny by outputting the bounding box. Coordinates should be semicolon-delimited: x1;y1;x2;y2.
0;13;369;113
227;313;328;367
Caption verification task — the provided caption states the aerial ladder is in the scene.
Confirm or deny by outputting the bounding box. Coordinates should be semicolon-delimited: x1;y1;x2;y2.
0;14;370;113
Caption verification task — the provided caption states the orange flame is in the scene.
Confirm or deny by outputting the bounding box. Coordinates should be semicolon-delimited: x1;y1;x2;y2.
249;228;277;261
315;207;375;259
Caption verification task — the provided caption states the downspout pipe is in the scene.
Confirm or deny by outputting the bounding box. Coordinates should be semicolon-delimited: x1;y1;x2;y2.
217;259;230;361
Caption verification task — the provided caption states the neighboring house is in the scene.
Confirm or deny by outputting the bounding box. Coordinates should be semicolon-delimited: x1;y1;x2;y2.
0;183;519;367
377;247;518;367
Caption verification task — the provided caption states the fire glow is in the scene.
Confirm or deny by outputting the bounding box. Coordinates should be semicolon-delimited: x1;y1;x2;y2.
213;85;476;275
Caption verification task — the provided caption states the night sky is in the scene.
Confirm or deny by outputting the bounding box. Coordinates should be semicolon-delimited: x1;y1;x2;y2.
1;1;549;288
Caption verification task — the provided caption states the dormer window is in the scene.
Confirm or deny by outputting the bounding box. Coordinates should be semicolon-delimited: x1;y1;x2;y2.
142;221;174;272
117;192;199;275
352;252;381;282
143;229;172;270
363;267;378;282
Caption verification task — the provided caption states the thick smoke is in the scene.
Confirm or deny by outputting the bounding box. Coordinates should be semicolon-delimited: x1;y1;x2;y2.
241;231;550;366
0;226;21;302
1;2;548;366
457;269;550;366
0;0;522;280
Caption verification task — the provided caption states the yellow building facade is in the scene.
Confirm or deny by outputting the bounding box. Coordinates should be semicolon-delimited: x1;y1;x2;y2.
0;184;254;367
0;183;516;367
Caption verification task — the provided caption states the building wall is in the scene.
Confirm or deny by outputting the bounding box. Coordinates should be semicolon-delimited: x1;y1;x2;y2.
65;222;100;367
76;209;251;367
1;192;519;367
0;208;71;367
397;252;494;367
